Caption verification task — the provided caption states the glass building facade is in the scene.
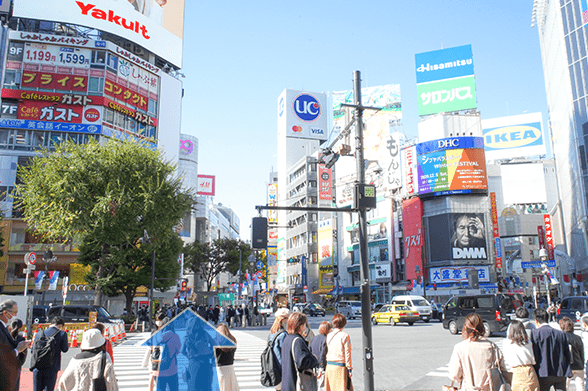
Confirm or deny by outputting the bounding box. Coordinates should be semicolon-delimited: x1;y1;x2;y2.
536;0;588;274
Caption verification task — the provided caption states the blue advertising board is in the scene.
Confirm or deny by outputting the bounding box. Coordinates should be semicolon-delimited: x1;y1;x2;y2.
415;136;484;155
521;260;556;269
494;237;502;258
0;118;101;134
415;44;474;84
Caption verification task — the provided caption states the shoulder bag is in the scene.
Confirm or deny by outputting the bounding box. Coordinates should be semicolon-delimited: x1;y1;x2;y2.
93;352;108;391
487;343;511;391
291;337;318;391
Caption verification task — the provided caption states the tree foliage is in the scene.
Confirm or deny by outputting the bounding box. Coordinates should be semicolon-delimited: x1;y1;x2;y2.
15;139;194;305
184;239;251;291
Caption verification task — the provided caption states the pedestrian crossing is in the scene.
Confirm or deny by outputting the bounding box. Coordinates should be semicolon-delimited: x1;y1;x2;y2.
425;339;505;378
112;330;272;391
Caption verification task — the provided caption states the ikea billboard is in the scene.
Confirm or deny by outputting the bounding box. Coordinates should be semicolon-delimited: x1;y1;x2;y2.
481;112;545;160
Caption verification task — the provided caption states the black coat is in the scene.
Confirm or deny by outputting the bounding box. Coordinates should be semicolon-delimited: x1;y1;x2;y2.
531;324;572;378
281;334;318;391
0;322;17;350
309;334;327;369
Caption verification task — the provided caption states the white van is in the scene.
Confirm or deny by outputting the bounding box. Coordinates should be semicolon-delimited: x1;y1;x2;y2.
337;300;362;319
391;295;433;322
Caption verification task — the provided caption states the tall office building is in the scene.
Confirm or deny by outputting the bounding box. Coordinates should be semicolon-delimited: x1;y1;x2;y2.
535;0;588;274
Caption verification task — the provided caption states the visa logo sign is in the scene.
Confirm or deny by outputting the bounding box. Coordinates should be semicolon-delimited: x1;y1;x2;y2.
484;122;542;150
310;128;324;135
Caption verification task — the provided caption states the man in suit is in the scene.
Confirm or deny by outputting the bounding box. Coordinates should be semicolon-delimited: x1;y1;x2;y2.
0;299;31;391
32;316;69;391
531;307;572;391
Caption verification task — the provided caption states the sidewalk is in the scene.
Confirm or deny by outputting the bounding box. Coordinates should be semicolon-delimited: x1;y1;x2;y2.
18;370;64;390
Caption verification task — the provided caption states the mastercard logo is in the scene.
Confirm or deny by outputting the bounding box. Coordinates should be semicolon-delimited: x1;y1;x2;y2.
292;125;302;133
84;108;100;123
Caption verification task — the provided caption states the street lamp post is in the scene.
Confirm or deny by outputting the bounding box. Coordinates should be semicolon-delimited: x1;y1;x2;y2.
143;230;156;332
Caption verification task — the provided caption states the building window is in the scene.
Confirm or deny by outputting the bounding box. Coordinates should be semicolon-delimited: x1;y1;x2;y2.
88;77;104;93
106;53;118;73
4;70;21;88
91;50;106;67
148;99;157;115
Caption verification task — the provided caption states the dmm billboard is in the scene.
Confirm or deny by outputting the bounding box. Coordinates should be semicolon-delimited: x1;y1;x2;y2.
481;112;545;160
415;137;487;196
415;44;476;116
426;213;488;262
13;0;185;68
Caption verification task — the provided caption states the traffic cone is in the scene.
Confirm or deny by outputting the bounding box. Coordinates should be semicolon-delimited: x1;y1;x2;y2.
32;328;38;341
73;330;79;348
76;329;82;346
117;324;122;342
122;323;127;339
110;326;116;345
68;330;74;347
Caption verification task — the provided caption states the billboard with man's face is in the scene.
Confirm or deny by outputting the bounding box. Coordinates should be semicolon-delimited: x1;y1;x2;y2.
427;213;488;262
13;0;185;67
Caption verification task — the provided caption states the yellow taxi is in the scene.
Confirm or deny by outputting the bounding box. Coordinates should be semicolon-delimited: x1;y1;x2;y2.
371;304;420;326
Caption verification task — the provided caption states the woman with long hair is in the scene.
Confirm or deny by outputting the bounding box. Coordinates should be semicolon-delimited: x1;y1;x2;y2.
503;320;539;391
268;308;290;391
448;313;507;391
281;313;319;391
215;323;239;391
325;314;352;391
310;321;332;391
9;318;26;390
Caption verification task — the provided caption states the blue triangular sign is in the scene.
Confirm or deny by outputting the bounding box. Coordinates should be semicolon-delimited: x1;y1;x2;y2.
142;308;235;391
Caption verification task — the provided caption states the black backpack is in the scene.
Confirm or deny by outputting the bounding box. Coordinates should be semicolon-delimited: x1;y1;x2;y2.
30;329;58;370
260;331;284;387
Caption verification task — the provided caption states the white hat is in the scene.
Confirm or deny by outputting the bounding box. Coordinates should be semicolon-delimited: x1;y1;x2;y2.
275;308;290;318
81;329;106;350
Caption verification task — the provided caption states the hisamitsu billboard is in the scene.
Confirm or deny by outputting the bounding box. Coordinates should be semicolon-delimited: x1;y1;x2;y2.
415;45;474;84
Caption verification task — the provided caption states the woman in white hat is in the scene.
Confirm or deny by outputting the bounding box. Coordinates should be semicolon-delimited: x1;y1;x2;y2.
268;308;291;391
57;329;119;391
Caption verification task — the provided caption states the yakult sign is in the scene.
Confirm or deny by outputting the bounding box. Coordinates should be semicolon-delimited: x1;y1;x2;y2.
13;0;185;67
277;89;328;141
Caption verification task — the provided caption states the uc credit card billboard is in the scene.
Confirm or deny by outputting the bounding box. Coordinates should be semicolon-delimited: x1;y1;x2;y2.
415;44;477;116
13;0;186;67
415;137;488;196
481;112;545;160
278;89;328;141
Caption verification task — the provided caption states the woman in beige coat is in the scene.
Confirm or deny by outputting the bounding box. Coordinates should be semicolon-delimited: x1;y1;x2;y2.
448;313;507;391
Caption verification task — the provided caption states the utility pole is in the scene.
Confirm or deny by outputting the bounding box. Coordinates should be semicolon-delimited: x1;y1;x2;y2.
352;70;375;391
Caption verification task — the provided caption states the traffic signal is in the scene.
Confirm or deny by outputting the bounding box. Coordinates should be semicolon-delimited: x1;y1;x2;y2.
181;279;187;291
251;217;268;249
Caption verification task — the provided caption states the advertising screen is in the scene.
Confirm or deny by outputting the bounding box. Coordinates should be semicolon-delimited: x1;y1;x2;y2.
278;89;328;141
427;213;488;262
415;137;487;196
481;112;545;160
13;0;185;67
318;220;333;290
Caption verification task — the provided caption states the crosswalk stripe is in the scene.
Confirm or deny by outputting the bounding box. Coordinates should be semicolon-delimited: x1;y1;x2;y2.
112;329;275;391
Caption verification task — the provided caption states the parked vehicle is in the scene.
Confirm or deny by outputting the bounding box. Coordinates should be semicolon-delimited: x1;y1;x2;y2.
442;293;523;337
302;303;326;317
431;303;444;321
33;305;50;324
556;296;588;323
391;295;433;322
337;300;362;319
373;303;386;313
292;303;305;313
46;305;123;325
371;304;419;326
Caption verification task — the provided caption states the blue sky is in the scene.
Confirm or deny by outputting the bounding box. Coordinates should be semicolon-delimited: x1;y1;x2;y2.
179;1;548;240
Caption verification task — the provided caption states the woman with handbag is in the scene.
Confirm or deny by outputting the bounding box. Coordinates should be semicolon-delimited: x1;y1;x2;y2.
503;320;539;391
268;308;291;391
448;313;508;391
281;313;319;391
325;314;353;391
57;329;119;391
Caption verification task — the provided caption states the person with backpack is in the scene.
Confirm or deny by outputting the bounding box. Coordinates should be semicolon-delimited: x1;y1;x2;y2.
263;308;290;390
281;313;319;391
31;316;69;391
57;328;119;391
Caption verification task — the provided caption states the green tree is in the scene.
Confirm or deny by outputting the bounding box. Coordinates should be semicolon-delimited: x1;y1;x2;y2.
15;139;193;306
184;239;251;291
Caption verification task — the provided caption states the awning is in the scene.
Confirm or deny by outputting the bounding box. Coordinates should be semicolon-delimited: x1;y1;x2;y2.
312;288;333;295
329;285;380;295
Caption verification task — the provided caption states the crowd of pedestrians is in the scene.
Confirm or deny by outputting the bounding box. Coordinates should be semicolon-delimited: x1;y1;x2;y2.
447;307;588;391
